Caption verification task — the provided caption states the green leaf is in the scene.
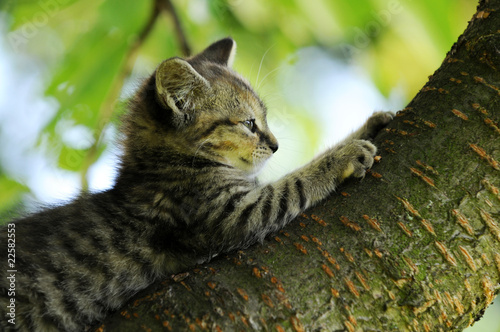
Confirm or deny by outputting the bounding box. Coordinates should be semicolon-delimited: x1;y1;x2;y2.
57;145;87;171
40;0;151;167
0;175;29;223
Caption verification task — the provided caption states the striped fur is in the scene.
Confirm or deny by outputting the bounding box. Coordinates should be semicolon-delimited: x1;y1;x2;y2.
0;38;392;331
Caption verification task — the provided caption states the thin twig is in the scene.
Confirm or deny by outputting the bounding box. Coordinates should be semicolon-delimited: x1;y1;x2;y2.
80;2;160;190
159;0;191;56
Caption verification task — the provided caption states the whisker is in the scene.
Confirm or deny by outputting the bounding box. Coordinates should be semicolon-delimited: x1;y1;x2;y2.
255;44;275;89
257;64;284;91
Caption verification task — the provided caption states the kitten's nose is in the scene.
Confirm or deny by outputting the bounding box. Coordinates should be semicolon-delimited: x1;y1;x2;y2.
265;132;279;153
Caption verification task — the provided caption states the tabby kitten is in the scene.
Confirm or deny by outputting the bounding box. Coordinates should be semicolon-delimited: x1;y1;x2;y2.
0;38;392;331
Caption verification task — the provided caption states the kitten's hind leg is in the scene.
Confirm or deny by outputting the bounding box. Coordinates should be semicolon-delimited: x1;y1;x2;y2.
344;111;394;142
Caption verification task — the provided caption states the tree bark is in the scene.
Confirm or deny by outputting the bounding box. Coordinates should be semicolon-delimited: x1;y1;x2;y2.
95;1;500;331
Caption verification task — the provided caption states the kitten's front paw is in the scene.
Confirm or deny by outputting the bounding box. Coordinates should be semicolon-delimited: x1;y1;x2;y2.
339;140;377;179
361;111;394;140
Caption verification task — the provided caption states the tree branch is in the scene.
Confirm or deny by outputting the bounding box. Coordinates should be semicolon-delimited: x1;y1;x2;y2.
80;2;160;190
96;0;500;330
81;0;191;190
159;0;191;57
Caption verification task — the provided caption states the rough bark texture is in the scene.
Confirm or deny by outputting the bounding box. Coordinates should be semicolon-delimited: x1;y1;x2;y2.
95;1;499;331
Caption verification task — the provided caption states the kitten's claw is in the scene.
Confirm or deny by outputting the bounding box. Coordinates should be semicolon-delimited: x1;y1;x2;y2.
338;139;377;179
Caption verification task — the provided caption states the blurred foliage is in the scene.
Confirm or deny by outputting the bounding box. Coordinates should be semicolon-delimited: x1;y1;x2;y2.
0;171;28;222
0;1;475;211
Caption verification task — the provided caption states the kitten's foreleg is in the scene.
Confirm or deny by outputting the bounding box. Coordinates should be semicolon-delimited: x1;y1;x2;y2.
342;111;393;143
295;139;377;207
218;139;378;251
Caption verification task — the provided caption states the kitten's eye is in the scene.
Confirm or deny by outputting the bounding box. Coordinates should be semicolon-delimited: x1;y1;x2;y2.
243;119;256;133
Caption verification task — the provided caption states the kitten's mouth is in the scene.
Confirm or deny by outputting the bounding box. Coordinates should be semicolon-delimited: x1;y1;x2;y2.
239;156;251;164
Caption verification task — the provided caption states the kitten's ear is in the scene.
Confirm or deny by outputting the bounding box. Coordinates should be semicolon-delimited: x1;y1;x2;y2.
195;38;237;67
155;57;210;124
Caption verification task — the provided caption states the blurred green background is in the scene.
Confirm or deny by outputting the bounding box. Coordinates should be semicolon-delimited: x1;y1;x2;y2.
0;0;496;330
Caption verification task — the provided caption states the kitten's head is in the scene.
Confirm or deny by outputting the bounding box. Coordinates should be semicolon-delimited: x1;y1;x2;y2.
127;38;278;176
